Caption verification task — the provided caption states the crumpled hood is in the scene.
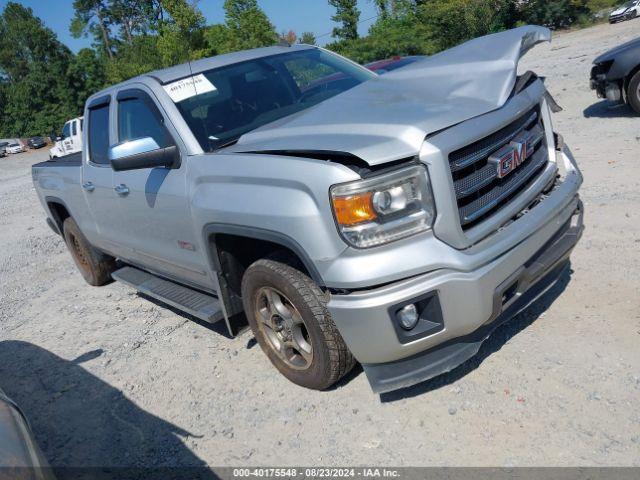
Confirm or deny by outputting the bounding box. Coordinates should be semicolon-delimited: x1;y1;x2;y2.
594;36;640;64
230;25;551;166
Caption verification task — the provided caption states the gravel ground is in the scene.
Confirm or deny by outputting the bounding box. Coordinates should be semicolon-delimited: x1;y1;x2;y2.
1;20;639;468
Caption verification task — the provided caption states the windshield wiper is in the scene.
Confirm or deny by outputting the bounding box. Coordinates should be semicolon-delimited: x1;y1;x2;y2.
212;137;241;151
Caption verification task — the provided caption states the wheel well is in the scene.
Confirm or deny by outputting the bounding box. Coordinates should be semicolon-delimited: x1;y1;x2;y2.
211;233;317;299
47;201;71;233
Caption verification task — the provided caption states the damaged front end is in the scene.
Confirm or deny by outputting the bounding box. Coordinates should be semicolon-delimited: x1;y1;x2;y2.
231;25;553;167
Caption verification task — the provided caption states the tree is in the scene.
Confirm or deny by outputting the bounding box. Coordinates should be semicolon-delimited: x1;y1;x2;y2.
223;0;278;50
109;0;154;43
520;0;590;28
68;48;108;111
279;30;297;44
329;0;360;40
326;0;432;63
0;2;81;136
417;0;519;51
70;0;115;59
155;0;208;66
299;31;317;45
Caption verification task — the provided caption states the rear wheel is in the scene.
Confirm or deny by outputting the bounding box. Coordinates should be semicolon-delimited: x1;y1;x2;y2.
62;217;116;286
627;71;640;114
241;258;355;390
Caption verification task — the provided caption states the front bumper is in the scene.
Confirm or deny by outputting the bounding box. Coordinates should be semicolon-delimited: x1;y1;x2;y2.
609;12;629;22
364;205;582;393
327;148;584;393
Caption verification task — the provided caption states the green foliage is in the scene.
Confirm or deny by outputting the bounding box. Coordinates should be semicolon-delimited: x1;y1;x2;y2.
418;0;519;51
299;31;317;45
70;0;114;58
68;48;108;112
329;0;360;40
222;0;278;50
155;0;208;65
520;0;590;28
0;2;80;137
327;5;433;63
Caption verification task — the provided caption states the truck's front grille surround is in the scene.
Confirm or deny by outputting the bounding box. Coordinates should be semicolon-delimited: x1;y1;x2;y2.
448;105;549;230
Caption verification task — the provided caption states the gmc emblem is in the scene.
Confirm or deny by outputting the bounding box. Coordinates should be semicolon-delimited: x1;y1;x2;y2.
489;137;530;179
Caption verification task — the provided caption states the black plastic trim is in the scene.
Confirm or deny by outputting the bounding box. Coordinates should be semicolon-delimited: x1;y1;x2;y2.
203;224;325;287
87;94;111;109
43;196;74;234
388;291;444;344
46;217;60;235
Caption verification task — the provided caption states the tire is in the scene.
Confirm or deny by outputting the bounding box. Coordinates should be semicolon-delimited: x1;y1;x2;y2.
627;71;640;114
62;217;116;286
241;258;355;390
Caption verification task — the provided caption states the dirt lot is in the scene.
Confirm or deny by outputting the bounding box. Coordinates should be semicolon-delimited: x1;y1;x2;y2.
1;20;639;468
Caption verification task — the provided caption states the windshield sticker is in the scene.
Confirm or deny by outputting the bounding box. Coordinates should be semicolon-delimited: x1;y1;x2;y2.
163;74;216;103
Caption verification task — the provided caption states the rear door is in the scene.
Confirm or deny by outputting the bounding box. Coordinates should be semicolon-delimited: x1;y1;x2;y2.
80;96;123;254
111;86;210;289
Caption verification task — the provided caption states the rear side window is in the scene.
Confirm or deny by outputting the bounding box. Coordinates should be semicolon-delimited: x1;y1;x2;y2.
118;95;173;148
88;105;110;165
72;121;77;136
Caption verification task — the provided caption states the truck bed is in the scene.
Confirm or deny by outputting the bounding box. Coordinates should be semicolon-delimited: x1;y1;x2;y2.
32;151;82;168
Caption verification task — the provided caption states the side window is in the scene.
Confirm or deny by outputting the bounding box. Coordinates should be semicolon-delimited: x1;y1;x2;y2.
72;121;77;136
88;104;110;165
62;122;71;139
117;94;173;148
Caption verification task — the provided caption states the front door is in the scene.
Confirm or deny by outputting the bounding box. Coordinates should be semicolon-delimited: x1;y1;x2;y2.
111;86;211;289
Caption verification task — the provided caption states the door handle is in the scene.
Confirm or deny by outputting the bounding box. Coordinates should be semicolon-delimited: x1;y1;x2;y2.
114;184;130;196
82;182;95;192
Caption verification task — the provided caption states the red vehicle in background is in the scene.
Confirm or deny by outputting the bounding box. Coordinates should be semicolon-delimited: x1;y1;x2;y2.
365;55;426;74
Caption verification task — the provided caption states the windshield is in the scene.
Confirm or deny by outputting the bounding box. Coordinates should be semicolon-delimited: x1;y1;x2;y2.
622;1;634;7
172;48;374;152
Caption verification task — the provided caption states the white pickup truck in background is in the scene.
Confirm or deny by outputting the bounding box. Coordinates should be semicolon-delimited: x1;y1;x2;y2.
49;117;83;159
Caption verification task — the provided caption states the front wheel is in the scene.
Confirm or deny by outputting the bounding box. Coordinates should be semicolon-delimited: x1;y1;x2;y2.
627;71;640;114
241;258;355;390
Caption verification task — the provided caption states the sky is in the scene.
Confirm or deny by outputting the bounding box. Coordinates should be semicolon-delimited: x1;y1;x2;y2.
0;0;380;51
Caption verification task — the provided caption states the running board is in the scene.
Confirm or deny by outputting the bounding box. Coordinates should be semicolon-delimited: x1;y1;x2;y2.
111;266;225;324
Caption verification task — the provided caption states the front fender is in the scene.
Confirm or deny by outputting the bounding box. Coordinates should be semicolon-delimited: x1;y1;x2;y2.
187;152;360;283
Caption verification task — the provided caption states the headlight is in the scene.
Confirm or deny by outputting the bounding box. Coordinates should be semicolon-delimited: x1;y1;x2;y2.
330;165;435;248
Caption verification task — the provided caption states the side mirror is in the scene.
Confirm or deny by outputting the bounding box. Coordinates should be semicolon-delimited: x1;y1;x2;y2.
56;136;62;142
109;137;180;171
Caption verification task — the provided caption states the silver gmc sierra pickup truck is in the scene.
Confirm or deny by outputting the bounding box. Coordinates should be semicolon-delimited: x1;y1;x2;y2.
32;26;584;393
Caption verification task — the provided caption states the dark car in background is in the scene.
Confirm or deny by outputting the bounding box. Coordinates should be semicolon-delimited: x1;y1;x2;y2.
365;55;427;74
590;36;640;113
28;136;47;149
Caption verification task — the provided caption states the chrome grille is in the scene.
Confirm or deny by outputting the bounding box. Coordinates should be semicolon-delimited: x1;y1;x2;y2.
448;106;549;229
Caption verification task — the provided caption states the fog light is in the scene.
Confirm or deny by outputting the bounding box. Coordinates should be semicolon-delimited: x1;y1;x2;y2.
397;304;419;330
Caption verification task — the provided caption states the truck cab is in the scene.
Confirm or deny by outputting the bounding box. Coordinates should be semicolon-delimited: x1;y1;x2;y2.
49;117;83;159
